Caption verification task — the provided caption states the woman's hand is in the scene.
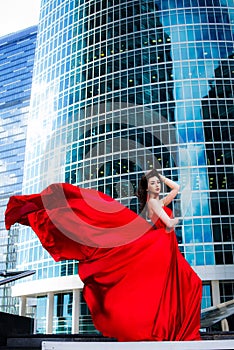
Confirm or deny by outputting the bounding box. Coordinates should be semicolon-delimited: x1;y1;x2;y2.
165;218;179;233
168;218;179;228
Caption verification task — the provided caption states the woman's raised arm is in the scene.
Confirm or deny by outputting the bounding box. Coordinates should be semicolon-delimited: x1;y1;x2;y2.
159;174;180;207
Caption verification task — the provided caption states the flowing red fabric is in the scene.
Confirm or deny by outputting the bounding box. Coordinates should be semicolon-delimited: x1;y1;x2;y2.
5;183;202;341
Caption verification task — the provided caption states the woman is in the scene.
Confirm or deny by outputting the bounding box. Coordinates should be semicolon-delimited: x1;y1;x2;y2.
5;169;202;341
137;168;180;229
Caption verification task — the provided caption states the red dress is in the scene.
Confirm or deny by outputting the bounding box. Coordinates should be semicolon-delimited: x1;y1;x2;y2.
5;183;202;341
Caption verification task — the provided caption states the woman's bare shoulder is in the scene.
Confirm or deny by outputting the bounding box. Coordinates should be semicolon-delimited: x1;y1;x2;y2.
148;198;164;207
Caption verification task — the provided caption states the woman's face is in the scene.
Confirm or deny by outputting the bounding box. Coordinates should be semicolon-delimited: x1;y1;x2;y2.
147;176;161;195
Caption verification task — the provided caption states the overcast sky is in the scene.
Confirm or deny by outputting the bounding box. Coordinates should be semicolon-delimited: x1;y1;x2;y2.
0;0;41;37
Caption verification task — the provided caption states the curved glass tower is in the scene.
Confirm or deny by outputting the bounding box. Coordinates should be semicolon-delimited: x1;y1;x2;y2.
12;0;234;333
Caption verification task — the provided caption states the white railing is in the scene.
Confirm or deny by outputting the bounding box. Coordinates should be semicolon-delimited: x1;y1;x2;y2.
42;339;234;350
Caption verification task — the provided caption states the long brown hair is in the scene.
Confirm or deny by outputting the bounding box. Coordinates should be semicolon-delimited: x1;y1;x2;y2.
136;169;162;214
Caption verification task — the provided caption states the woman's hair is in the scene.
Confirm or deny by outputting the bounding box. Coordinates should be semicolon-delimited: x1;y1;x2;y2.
136;169;162;213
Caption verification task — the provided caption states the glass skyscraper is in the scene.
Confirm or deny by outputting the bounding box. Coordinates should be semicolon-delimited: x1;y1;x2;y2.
0;26;37;313
9;0;234;333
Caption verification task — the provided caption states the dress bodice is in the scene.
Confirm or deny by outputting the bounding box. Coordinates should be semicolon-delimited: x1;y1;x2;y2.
150;206;173;229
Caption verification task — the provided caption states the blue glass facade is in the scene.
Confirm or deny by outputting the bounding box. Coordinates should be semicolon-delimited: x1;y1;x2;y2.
154;0;234;268
0;27;37;312
10;0;234;332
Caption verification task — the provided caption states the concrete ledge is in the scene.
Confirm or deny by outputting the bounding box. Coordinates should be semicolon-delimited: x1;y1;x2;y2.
12;275;83;297
42;340;234;350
